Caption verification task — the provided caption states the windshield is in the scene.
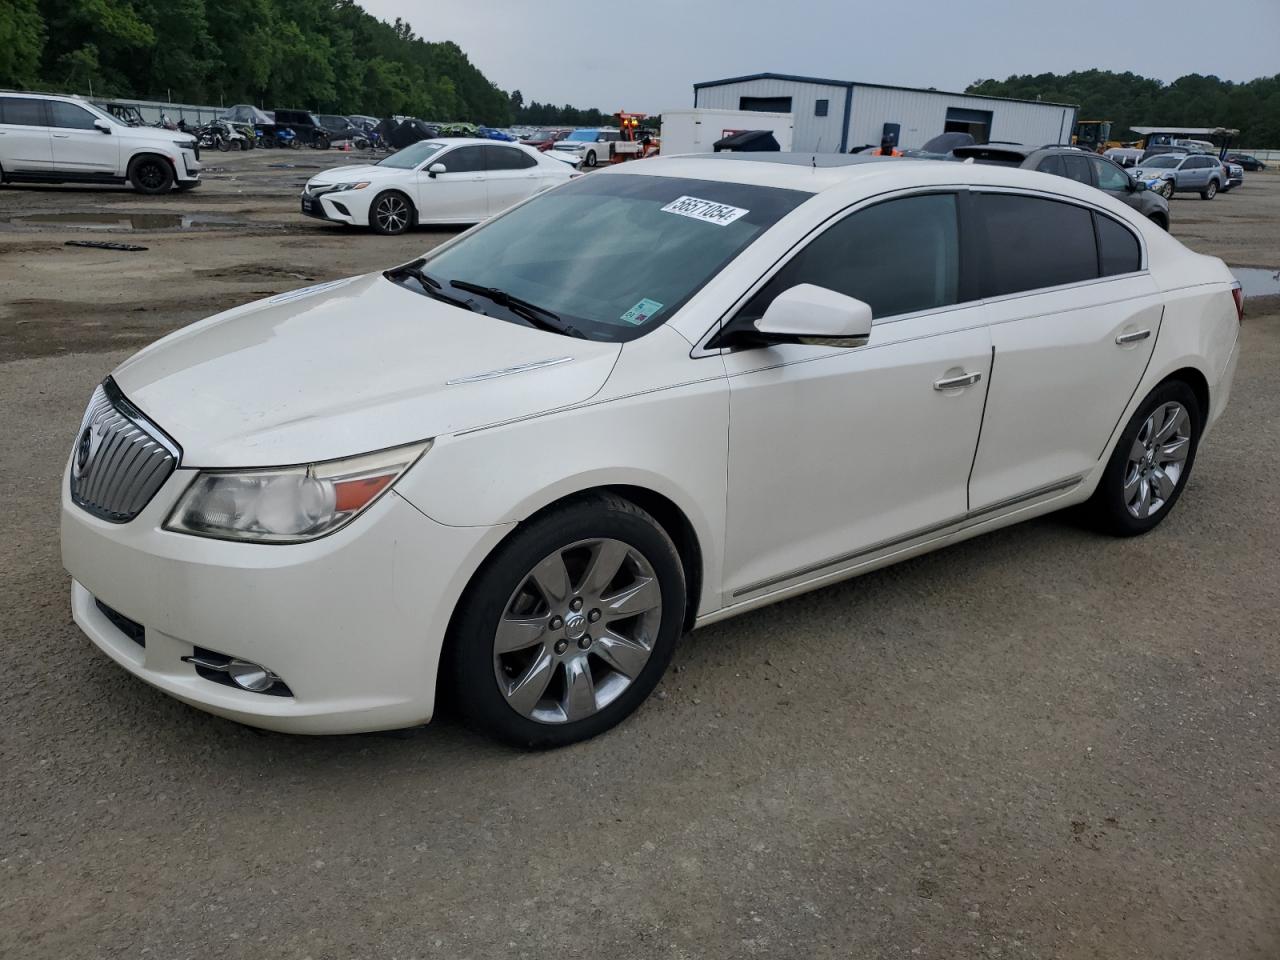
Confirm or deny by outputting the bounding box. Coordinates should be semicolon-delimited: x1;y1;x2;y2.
564;130;597;142
378;141;447;169
1143;155;1183;168
407;174;811;342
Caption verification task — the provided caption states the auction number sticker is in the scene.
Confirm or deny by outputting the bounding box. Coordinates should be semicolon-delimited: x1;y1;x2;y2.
620;298;664;325
660;196;749;227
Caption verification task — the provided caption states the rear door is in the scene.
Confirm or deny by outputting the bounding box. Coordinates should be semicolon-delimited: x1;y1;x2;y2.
416;145;488;223
0;97;54;173
967;191;1161;509
484;145;543;215
49;100;119;175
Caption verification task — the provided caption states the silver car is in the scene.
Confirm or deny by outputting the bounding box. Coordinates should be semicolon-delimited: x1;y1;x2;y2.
1130;152;1224;200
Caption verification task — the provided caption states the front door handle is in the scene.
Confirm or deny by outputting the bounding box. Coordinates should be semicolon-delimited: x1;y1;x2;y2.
933;371;982;390
52;133;70;139
1116;329;1151;344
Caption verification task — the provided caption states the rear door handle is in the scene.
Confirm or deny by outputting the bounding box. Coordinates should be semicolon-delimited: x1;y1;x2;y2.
52;133;70;138
1116;329;1151;344
933;371;982;390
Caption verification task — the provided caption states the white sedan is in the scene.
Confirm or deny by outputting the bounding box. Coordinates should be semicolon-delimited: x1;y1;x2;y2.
63;154;1241;746
301;138;573;234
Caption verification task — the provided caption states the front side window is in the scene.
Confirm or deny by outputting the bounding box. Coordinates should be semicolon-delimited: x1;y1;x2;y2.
409;174;811;342
738;193;961;323
50;101;99;130
0;97;48;126
978;193;1097;297
377;141;446;169
439;146;487;173
1090;156;1130;192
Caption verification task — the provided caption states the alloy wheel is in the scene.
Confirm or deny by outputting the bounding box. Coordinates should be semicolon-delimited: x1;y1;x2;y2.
137;161;166;190
493;538;662;724
1123;401;1191;519
375;195;409;232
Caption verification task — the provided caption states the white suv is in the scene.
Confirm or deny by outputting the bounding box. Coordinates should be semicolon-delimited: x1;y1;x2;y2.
0;91;201;193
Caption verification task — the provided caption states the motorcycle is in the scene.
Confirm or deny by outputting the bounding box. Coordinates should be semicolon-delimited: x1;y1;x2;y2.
275;127;299;149
195;119;248;152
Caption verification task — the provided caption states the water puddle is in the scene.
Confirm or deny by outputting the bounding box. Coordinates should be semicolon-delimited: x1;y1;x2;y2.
9;212;238;231
1230;266;1280;298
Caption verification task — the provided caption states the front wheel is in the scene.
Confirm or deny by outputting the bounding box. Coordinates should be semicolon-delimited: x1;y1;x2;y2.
127;155;174;194
447;494;685;747
1201;180;1218;200
1159;179;1175;199
369;190;413;235
585;150;597;168
1085;380;1201;536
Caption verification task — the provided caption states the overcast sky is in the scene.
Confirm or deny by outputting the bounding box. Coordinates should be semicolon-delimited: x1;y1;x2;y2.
361;0;1278;111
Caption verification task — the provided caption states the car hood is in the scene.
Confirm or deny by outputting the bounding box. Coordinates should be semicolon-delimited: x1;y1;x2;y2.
127;125;196;146
111;273;621;467
306;164;407;187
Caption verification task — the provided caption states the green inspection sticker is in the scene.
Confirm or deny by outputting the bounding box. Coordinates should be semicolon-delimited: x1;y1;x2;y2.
620;298;664;325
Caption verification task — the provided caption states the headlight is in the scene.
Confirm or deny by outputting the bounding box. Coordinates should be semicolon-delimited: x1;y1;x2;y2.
164;441;430;543
329;181;371;192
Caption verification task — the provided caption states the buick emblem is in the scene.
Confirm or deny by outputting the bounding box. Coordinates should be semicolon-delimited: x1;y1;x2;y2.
73;426;97;478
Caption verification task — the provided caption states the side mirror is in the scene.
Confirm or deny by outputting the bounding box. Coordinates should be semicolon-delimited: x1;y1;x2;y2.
1130;178;1146;192
94;119;112;134
427;162;447;177
754;284;873;347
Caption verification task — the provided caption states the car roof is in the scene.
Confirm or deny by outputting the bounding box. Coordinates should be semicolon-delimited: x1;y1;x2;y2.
598;152;1163;210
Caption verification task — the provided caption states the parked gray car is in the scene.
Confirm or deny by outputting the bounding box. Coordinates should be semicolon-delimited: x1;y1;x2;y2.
1129;152;1224;200
953;144;1171;229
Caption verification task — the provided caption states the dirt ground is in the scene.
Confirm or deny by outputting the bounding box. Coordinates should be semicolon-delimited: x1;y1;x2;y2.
1;152;1279;959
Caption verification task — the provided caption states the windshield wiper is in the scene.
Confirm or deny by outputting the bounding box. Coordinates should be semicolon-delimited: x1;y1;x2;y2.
449;279;585;338
384;261;475;310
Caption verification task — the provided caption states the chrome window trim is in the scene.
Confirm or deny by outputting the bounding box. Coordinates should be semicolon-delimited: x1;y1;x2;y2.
690;183;1152;359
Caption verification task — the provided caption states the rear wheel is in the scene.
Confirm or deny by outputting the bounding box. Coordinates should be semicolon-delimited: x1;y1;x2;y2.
369;190;413;235
127;155;174;194
1201;179;1218;200
1085;380;1201;536
448;494;685;747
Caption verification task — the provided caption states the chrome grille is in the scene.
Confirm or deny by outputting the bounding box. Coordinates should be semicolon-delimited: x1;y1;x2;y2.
69;379;180;523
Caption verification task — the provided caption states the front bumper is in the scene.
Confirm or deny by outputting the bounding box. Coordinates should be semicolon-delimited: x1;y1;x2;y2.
62;465;511;734
177;149;202;183
301;191;360;225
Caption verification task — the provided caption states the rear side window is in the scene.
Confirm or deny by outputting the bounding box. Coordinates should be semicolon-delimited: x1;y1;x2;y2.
978;193;1098;296
1061;154;1092;185
739;193;960;321
0;97;48;126
487;146;537;170
1094;213;1141;276
441;146;487;173
49;101;99;130
1036;154;1065;176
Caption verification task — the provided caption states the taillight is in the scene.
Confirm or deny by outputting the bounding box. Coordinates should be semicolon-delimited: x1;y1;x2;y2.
1231;281;1245;324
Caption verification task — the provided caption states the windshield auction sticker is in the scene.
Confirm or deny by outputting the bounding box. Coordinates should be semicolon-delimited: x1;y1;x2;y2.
660;196;749;227
621;299;664;325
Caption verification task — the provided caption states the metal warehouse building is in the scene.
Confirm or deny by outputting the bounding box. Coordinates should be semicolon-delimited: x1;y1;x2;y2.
693;73;1077;153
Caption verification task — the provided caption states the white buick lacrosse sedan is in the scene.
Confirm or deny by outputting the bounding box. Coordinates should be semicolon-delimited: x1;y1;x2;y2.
62;154;1242;746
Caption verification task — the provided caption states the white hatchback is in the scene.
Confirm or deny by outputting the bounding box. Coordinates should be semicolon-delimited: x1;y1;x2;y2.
62;154;1242;746
301;138;573;234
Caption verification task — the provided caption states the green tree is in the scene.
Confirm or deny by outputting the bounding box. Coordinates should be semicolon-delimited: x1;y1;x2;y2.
0;0;46;88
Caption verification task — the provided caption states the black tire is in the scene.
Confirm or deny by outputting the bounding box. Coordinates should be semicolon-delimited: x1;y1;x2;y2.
215;137;229;152
127;155;174;194
1200;179;1218;200
1148;213;1169;231
368;189;413;235
585;149;597;167
1085;380;1202;537
447;494;686;748
1159;179;1175;199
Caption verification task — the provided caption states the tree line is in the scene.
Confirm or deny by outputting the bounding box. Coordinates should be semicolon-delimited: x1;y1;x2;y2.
967;70;1280;147
0;0;607;126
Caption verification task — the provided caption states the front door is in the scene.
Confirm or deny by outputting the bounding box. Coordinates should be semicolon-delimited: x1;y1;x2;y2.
720;192;992;600
416;145;489;223
0;96;54;173
48;101;119;175
966;191;1161;510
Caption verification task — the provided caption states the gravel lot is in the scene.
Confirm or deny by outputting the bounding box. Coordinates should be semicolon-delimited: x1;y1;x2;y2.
2;152;1278;959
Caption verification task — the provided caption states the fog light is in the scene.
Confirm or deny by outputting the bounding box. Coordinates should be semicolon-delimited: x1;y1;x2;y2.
227;659;278;692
